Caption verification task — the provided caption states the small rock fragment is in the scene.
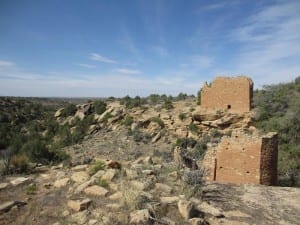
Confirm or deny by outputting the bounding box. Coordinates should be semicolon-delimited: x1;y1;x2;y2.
71;171;90;183
130;209;153;225
178;200;198;220
10;177;31;186
67;198;92;212
84;185;109;197
54;178;70;188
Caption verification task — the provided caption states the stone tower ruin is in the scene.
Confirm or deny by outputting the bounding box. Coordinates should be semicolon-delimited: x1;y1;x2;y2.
199;76;278;186
201;76;253;113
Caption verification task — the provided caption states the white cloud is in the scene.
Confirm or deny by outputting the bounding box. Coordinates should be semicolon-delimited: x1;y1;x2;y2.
115;68;142;75
0;60;15;67
151;45;169;57
190;55;214;68
202;2;227;10
229;0;300;87
77;63;95;68
90;53;117;64
0;68;204;97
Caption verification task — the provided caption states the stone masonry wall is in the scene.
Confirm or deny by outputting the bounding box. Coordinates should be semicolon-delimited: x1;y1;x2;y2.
260;132;278;185
201;76;253;113
203;131;278;185
215;133;261;184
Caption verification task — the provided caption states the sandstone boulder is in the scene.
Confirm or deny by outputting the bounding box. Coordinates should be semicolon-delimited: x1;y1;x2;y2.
10;177;31;186
54;108;64;118
72;164;88;172
160;196;179;204
155;183;172;194
0;201;26;213
54;178;70;188
84;185;109;197
178;200;198;220
109;191;123;200
192;110;224;122
101;169;116;182
151;132;161;143
0;183;9;190
130;209;153;225
67;198;92;212
71;171;90;183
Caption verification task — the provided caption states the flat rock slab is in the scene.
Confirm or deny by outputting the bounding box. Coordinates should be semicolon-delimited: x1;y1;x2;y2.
201;183;300;225
155;183;172;194
108;191;122;200
160;196;179;204
54;178;70;188
67;198;92;211
0;183;9;190
0;201;26;213
101;169;116;182
130;209;152;225
130;180;146;191
84;185;109;197
10;177;31;186
72;165;88;172
71;171;90;183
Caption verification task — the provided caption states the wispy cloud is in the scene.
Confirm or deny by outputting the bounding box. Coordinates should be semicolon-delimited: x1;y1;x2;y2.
0;68;203;97
0;60;15;67
115;68;142;75
151;45;169;57
90;53;117;64
190;55;214;68
202;2;227;11
119;26;140;56
77;63;95;69
229;0;300;86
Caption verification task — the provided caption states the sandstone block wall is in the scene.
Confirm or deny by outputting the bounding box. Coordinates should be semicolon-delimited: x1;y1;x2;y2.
203;131;278;185
201;76;253;113
260;133;278;185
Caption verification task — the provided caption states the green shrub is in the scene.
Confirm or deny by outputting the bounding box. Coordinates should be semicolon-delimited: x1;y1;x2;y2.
128;129;151;143
150;117;165;128
148;94;160;104
21;139;54;164
89;161;105;175
122;116;134;127
254;79;300;186
96;178;108;187
25;183;37;195
61;103;77;117
163;98;174;110
120;95;146;109
183;169;205;185
177;92;187;100
188;123;198;134
179;113;187;121
44;117;59;139
197;89;202;105
101;112;112;124
94;100;107;114
0;113;9;123
11;154;30;173
176;137;197;148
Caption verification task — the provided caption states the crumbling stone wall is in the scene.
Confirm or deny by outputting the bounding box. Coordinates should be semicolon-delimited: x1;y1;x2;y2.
201;76;253;113
203;131;278;185
260;133;278;185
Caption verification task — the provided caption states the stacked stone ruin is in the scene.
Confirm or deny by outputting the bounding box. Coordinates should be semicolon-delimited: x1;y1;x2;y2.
201;76;278;185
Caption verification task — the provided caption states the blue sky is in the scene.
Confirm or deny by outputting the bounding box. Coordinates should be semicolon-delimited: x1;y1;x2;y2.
0;0;299;97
